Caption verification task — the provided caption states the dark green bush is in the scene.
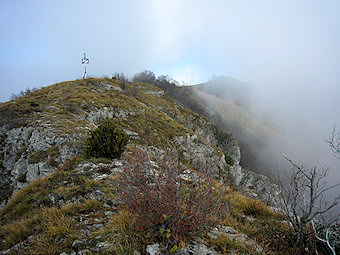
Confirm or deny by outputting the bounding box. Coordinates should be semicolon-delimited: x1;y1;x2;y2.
84;119;129;159
225;153;235;166
27;151;47;164
17;173;27;183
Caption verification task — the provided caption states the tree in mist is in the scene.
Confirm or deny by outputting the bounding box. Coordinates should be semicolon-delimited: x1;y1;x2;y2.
132;70;156;84
327;125;340;159
113;72;129;90
278;154;340;253
10;87;38;100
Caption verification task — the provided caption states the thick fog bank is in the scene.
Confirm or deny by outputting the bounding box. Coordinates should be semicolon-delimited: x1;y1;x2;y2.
193;76;340;207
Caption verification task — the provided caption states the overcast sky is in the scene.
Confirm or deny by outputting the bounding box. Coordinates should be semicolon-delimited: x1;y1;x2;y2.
1;0;339;99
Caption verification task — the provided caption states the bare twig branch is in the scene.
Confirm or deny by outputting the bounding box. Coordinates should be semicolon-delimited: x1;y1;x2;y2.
326;124;340;159
311;220;336;255
278;154;340;250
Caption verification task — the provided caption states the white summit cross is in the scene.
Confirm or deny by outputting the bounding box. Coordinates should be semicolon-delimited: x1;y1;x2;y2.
82;53;89;79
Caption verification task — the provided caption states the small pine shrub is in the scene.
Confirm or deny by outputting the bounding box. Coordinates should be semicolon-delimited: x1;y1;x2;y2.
27;151;47;164
16;173;27;183
225;154;235;166
84;119;129;159
27;146;60;165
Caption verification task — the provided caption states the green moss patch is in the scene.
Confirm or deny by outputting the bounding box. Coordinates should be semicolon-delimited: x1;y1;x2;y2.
27;146;60;165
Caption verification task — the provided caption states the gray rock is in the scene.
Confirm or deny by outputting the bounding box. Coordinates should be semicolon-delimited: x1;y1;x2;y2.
241;214;256;222
0;122;84;205
179;169;199;182
77;249;92;255
104;211;114;216
177;244;219;255
94;174;109;181
85;108;115;125
0;249;10;255
124;129;139;137
72;239;86;249
9;241;28;252
28;128;54;151
96;241;112;250
229;165;281;206
207;225;264;254
11;158;28;176
96;81;122;92
146;243;161;255
92;224;103;229
174;134;226;177
145;90;165;97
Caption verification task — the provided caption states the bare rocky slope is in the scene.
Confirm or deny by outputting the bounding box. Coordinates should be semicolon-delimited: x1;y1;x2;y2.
0;78;285;254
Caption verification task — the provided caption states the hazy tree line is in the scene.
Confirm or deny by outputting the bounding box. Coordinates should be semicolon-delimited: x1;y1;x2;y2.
9;87;39;100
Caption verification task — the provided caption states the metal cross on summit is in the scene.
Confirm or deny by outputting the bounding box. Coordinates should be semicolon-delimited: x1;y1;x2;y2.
82;53;89;79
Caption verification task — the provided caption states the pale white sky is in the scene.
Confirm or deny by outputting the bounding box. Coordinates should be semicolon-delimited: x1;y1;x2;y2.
1;0;340;101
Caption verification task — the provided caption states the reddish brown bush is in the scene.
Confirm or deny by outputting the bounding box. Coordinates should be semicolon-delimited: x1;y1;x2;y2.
120;148;228;248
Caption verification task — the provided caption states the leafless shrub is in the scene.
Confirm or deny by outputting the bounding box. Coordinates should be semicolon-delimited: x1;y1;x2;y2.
113;72;129;90
119;148;228;251
61;87;76;113
278;154;340;252
132;70;156;84
326;125;340;159
311;220;337;255
9;87;39;101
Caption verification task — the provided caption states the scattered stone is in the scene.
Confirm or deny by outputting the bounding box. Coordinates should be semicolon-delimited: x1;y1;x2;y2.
72;240;85;249
96;241;112;251
7;241;28;253
178;243;219;255
124;129;139;137
179;169;199;182
146;243;161;255
144;90;165;97
207;225;264;254
94;174;108;181
241;214;255;222
92;223;103;229
77;249;92;255
104;211;114;216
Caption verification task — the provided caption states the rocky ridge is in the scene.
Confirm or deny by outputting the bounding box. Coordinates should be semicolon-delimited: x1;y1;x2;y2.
0;78;282;254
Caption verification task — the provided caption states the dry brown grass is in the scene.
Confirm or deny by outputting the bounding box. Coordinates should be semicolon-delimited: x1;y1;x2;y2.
27;235;61;255
100;210;150;254
227;191;274;217
0;216;39;250
208;234;252;254
42;207;75;237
